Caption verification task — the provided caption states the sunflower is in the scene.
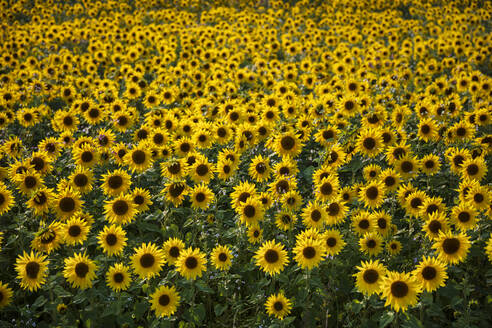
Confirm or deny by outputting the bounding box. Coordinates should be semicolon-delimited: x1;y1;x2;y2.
451;203;477;231
104;194;136;225
215;158;236;180
210;245;233;271
380;271;422;312
106;263;132;292
419;196;445;221
352;210;374;236
0;184;13;215
359;181;386;209
238;196;264;226
101;169;131;196
417;118;439;142
265;293;292;320
432;231;471;265
230;181;257;210
63;252;98;289
31;221;64;254
15;169;44;195
363;164;381;181
465;184;490;211
125;144;153;173
395;156;420;180
162;181;188;206
356;128;383;158
359;232;384;257
176;247;207;280
420;154;441;176
72;143;99;168
460;157;487;181
387;240;402;255
315;175;339;202
354;260;387;295
150;285;180;318
0;281;12;308
247;225;263;244
131;242;165;279
302;201;326;229
413;257;448;292
190;183;214;210
293;236;326;270
486;235;492;263
325;200;348;225
98;224;127;256
163;238;186;265
63;216;89;245
422;212;450;240
379;169;401;192
273;131;303;158
15;251;49;291
249;155;271;182
405;190;428;217
370;210;392;237
160;158;188;181
274;211;296;231
190;156;214;184
131;188;153;213
254;240;289;276
68;167;93;194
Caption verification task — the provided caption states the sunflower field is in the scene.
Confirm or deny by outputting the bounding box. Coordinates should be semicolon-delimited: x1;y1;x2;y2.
0;0;491;327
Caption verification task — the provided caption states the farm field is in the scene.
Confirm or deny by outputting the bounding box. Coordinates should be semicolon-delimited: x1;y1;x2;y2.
0;0;491;327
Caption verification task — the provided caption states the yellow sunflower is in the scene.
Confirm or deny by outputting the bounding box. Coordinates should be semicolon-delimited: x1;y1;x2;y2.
210;245;233;271
380;271;422;312
63;252;98;289
0;281;13;308
15;251;49;291
254;240;289;276
176;247;207;280
101;169;131;196
322;229;346;256
106;263;132;292
162;238;186;265
62;216;89;245
104;194;137;225
98;224;127;256
359;232;384;257
150;285;180;318
413;256;448;292
432;231;471;265
293;236;326;270
131;242;165;279
265;292;292;320
354;259;387;295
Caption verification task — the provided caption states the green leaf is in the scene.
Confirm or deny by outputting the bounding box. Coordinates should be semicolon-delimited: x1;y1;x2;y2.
214;303;227;316
379;311;394;328
32;295;47;308
135;301;148;318
53;285;72;298
195;280;214;294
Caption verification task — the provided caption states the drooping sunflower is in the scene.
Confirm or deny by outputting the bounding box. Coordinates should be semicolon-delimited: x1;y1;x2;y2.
254;240;289;276
63;216;89;245
98;224;127;256
293;236;326;270
265;292;292;320
432;231;471;265
380;271;422;312
162;238;185;265
131;242;165;279
210;245;233;271
190;183;214;210
413;256;448;292
150;285;180;318
322;229;346;256
15;251;49;291
106;263;132;292
63;252;98;289
31;221;64;254
0;281;13;308
162;181;188;206
359;232;384;257
354;259;387;295
176;247;207;280
359;181;386;209
101;169;131;196
104;194;136;225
